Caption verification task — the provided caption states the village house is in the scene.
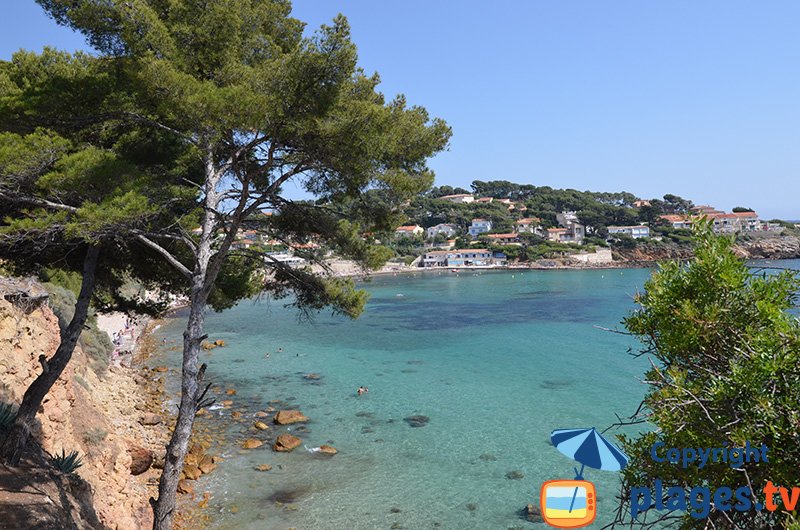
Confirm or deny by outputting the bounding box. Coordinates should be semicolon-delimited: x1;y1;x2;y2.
515;217;543;235
421;249;506;268
484;233;520;245
438;193;474;204
660;208;767;234
730;211;760;232
394;225;423;238
660;214;693;230
633;200;651;208
469;218;493;237
607;225;651;239
553;211;585;244
426;223;458;239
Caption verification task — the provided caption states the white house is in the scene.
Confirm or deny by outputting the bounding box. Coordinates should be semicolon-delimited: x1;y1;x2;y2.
426;223;458;239
394;225;423;238
608;225;651;239
554;211;585;244
469;218;493;238
421;249;504;268
438;194;474;204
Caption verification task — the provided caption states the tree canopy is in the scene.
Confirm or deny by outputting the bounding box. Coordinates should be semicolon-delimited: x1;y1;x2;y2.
612;223;800;529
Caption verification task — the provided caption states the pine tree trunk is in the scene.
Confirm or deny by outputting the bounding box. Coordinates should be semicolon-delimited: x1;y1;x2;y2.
150;286;208;530
152;147;222;530
0;245;100;465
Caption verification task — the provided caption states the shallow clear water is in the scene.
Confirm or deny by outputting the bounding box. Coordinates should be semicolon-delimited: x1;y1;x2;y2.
148;262;799;529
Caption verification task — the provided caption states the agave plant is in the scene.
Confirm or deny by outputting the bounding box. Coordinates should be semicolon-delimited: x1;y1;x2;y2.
48;449;84;474
0;402;16;432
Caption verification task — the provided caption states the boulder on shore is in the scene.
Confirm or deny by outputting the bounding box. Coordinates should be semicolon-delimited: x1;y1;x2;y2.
127;445;153;476
273;410;309;425
177;479;194;495
273;434;302;452
139;413;162;426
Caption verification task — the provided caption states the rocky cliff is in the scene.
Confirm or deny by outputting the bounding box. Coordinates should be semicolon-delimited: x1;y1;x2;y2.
0;281;169;530
614;235;800;263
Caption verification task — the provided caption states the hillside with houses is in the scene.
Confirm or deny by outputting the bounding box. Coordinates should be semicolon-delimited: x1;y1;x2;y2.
221;181;800;272
386;181;799;269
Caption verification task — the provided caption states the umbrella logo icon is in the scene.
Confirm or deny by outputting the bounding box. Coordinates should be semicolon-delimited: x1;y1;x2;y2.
540;427;629;528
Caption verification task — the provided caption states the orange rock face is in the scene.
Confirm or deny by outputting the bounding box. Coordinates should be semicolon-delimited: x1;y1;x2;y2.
242;438;264;449
272;434;302;452
273;410;309;425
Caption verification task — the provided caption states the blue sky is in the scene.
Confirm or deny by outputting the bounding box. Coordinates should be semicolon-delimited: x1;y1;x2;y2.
3;2;799;219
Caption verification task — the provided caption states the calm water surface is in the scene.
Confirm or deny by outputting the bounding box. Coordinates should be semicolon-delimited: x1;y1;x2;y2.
149;260;800;529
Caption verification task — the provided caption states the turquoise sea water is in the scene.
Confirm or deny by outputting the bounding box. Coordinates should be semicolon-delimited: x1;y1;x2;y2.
149;261;800;529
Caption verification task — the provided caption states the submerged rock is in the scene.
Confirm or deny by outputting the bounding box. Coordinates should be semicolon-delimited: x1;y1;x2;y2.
254;464;272;472
253;421;269;431
273;410;309;425
183;465;201;480
520;504;543;523
403;415;429;428
273;434;302;452
478;454;498;461
243;438;264;449
318;445;337;455
505;470;525;480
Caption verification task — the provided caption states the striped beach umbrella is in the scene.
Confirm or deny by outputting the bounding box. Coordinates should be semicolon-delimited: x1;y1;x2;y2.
550;427;629;513
551;427;628;474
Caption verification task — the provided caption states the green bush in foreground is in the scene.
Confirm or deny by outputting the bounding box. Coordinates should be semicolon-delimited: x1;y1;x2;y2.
48;449;83;474
0;403;16;433
612;222;800;529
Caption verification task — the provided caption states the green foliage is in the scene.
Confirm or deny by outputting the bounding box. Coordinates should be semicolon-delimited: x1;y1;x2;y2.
615;222;800;528
48;448;84;474
42;282;112;374
82;428;107;446
0;402;16;433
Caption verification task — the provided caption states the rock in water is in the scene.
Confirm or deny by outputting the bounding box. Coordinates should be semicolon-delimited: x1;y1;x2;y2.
273;434;302;452
253;421;269;430
521;504;543;523
273;410;309;425
318;445;338;455
183;465;201;480
242;438;264;449
254;464;272;472
403;415;429;428
505;470;525;480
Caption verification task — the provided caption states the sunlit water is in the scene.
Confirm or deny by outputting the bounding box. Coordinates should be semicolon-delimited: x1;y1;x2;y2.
148;260;800;529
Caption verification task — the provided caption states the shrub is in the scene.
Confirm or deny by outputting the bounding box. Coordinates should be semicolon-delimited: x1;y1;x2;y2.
42;282;112;374
82;428;107;445
49;449;84;474
0;402;16;433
